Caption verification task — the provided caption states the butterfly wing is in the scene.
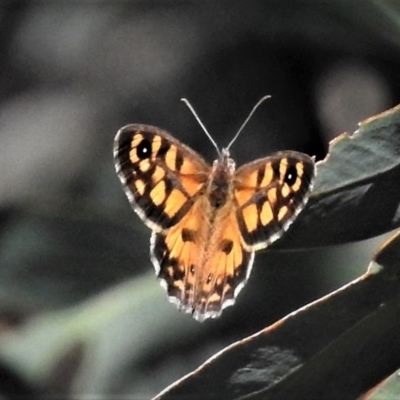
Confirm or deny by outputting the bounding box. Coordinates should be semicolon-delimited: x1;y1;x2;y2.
114;124;211;231
234;151;315;250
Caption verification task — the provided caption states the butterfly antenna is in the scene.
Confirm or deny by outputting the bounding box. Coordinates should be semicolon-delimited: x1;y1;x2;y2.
181;98;221;156
226;95;271;150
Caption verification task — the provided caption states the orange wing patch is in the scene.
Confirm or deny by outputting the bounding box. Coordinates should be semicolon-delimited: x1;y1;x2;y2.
165;144;178;170
260;200;273;225
149;181;166;206
242;203;258;233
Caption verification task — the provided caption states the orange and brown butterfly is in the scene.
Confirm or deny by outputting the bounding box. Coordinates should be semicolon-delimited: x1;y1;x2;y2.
113;97;315;321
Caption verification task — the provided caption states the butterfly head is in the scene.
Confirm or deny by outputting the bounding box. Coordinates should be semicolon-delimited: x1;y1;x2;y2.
215;147;235;169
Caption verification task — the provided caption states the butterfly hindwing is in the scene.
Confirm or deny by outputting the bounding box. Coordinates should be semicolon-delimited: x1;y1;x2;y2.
150;197;254;321
114;124;210;231
234;151;315;250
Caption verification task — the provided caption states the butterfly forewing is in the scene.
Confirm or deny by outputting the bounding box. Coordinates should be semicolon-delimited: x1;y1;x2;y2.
114;124;210;231
234;151;315;250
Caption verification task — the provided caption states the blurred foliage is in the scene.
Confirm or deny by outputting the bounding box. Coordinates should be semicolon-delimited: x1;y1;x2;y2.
1;1;400;399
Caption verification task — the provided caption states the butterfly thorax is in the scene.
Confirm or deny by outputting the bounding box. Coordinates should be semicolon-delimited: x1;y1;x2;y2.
208;150;236;209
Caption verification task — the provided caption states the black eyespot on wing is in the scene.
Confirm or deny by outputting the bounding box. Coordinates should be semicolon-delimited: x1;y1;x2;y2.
284;165;297;186
137;138;152;159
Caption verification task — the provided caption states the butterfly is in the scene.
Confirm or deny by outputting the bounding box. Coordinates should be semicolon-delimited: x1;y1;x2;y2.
113;97;315;321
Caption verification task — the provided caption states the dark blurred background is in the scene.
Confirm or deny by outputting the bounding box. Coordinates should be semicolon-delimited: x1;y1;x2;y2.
0;1;399;399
